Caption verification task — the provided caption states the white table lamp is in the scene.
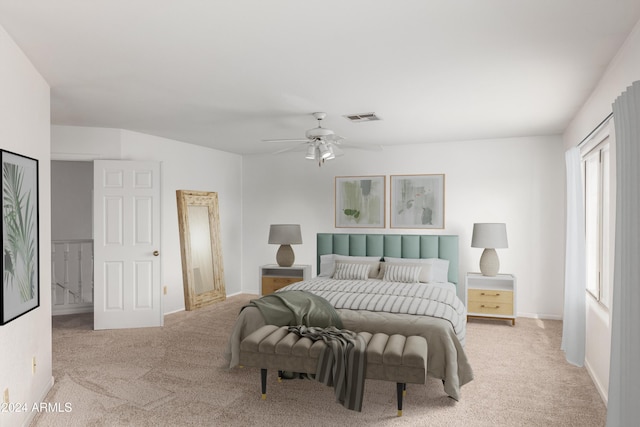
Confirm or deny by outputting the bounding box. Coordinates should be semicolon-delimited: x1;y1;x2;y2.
471;223;508;276
268;224;302;267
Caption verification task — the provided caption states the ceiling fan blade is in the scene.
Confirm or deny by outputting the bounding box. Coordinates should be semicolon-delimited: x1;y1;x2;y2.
325;134;345;143
339;142;383;151
271;143;309;154
262;138;310;143
331;145;346;157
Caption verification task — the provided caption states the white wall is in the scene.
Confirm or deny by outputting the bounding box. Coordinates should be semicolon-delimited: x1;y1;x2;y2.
51;161;93;241
51;126;243;315
0;24;52;427
51;126;122;160
562;18;640;404
564;21;640;149
243;135;565;318
119;130;243;312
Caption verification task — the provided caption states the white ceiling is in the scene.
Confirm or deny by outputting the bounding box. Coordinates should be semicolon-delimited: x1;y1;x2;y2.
1;1;639;155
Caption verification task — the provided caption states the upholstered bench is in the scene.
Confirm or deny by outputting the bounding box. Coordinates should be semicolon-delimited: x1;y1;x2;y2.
238;325;428;416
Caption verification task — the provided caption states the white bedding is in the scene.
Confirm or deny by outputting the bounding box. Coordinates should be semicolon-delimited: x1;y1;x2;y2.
280;277;466;346
224;276;473;400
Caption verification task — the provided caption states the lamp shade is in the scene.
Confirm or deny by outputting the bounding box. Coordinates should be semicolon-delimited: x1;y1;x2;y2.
305;145;316;160
268;224;302;245
471;223;508;249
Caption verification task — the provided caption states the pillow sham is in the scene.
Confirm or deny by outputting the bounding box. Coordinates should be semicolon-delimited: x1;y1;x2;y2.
432;259;450;282
378;261;432;283
318;254;337;277
332;262;371;280
382;264;422;283
318;254;381;278
380;257;450;283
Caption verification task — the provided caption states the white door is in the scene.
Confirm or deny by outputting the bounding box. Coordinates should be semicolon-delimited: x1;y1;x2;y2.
93;160;162;330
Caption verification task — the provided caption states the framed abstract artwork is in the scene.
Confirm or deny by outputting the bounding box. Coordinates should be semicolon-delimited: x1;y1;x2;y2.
1;150;39;325
390;174;445;229
335;176;385;228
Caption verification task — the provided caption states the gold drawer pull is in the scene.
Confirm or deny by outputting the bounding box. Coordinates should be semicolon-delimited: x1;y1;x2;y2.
481;305;500;309
480;292;500;296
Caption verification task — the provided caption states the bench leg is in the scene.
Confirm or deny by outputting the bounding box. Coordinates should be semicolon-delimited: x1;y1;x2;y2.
396;383;405;417
261;369;267;400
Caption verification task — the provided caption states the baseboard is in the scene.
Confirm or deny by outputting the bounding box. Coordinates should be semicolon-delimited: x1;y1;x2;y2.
52;306;93;316
22;375;55;427
225;291;243;297
517;312;563;320
523;307;610;406
163;307;185;316
585;358;608;406
163;292;245;316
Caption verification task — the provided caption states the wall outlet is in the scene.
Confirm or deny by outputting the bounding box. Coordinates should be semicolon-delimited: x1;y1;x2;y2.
32;356;37;374
163;286;167;295
3;388;8;404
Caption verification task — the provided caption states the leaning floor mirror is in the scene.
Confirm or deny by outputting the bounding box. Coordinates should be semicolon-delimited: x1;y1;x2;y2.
176;190;226;310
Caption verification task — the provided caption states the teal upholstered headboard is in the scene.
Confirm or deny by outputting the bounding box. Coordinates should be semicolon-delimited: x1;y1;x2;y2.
317;233;459;285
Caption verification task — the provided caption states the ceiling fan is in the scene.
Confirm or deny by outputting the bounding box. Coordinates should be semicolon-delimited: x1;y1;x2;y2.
262;112;381;166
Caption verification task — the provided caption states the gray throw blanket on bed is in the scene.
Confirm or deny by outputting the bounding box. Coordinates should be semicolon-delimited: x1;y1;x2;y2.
288;325;367;412
244;290;343;329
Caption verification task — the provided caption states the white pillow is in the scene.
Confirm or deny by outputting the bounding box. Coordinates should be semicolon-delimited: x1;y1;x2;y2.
378;261;432;283
432;259;450;282
319;254;337;277
332;262;371;280
319;254;381;278
382;264;422;283
382;257;450;283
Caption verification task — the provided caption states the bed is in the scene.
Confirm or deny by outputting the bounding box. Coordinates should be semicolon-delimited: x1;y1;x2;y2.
225;233;473;400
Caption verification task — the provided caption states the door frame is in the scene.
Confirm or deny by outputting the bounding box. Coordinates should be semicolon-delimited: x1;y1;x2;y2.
50;154;163;329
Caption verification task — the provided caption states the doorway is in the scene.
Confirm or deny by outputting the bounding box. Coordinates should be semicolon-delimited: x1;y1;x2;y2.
50;160;94;315
50;159;164;329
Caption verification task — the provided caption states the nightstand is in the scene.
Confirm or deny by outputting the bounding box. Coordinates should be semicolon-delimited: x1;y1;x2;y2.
465;273;517;326
259;264;311;295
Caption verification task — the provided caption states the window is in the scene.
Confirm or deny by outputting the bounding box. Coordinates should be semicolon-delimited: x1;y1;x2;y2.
582;128;613;308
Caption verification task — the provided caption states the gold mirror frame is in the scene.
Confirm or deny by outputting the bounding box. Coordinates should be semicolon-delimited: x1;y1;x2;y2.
176;190;226;310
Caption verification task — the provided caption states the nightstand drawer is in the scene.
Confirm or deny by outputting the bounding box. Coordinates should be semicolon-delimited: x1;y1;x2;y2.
468;289;513;304
468;300;514;316
466;273;516;325
262;276;301;295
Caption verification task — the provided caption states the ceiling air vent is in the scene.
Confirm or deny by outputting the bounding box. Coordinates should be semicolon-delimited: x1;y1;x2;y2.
344;112;381;122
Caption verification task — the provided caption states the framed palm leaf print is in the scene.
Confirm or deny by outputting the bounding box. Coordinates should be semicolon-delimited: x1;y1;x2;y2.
1;150;39;325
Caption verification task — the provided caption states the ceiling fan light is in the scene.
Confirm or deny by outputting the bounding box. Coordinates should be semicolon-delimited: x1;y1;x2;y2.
318;143;332;159
325;144;335;160
305;145;316;160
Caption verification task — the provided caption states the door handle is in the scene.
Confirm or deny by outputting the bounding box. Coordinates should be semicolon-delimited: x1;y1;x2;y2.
153;250;160;256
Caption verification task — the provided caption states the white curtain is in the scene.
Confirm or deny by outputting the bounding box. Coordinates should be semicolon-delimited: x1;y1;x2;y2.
561;147;586;366
607;81;640;426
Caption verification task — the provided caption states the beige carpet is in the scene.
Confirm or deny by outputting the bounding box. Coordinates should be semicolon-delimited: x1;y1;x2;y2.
32;294;606;426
